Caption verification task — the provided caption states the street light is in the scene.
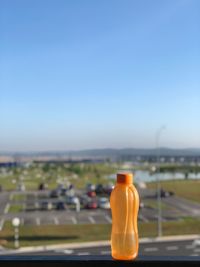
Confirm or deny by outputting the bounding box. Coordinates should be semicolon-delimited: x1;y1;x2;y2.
74;198;80;213
156;125;166;237
12;217;20;248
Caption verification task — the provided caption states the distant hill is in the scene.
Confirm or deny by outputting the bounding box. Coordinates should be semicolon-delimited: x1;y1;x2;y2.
67;148;200;158
1;148;200;159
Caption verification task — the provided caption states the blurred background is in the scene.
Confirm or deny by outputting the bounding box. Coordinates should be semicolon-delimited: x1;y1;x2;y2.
0;0;200;257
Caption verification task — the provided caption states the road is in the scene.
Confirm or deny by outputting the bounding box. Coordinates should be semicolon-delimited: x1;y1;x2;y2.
2;239;200;257
163;196;200;217
139;188;200;221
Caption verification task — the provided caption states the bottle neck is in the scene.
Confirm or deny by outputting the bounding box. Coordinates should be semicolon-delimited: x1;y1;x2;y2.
117;173;133;185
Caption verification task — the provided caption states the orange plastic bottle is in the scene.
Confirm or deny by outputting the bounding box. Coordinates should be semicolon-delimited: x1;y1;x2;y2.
110;173;139;260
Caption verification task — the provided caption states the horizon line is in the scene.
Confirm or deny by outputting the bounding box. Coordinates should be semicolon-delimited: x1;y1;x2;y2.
1;147;200;154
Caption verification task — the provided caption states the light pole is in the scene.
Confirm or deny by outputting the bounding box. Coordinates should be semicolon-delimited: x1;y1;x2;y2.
156;126;166;237
73;197;80;212
12;217;20;248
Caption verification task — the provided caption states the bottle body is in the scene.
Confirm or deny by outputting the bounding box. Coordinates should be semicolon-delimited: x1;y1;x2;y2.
110;178;139;260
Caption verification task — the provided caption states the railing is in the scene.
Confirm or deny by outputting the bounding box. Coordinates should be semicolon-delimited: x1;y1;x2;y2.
0;256;199;266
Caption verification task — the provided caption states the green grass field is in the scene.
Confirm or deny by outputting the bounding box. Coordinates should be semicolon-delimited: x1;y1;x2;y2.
0;162;116;191
147;179;200;203
9;204;23;213
1;218;200;248
12;194;26;202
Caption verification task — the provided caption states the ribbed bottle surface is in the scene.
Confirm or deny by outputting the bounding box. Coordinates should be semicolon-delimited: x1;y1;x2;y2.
110;173;139;260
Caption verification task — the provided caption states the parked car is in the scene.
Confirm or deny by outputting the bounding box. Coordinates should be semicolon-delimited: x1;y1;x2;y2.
104;183;114;195
50;189;61;198
98;197;110;209
80;194;91;205
95;184;104;195
41;201;53;210
66;196;79;205
86;183;96;192
85;200;98;209
87;191;96;198
56;201;67;210
60;188;68;196
160;189;174;198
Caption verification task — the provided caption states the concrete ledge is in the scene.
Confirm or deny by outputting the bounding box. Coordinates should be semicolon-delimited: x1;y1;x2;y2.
0;255;199;267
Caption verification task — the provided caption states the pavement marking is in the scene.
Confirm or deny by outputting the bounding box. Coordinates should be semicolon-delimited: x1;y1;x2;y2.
186;245;194;249
166;246;178;251
4;203;10;214
71;217;77;224
63;249;74;254
55;249;74;254
35;202;39;209
144;247;158;252
88;216;95;224
36;217;41;226
101;250;110;255
77;252;90;256
54;217;59;225
105;215;112;223
0;219;5;231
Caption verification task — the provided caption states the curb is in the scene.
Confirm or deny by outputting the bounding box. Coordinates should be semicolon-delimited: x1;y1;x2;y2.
139;234;200;243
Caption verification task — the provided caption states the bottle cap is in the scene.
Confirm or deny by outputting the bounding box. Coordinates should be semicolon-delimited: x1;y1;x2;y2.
117;173;133;184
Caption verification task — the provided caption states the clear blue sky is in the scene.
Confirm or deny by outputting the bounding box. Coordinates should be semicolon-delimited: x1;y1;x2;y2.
1;0;200;151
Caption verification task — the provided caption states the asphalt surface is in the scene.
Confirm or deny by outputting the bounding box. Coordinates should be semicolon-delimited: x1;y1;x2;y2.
163;196;200;217
3;239;200;257
0;189;200;228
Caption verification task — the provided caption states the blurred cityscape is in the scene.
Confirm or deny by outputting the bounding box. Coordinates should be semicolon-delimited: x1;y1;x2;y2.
0;148;200;256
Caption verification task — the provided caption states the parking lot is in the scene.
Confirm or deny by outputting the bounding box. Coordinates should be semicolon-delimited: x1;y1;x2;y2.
0;190;113;227
0;189;155;228
3;209;112;226
1;185;200;230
